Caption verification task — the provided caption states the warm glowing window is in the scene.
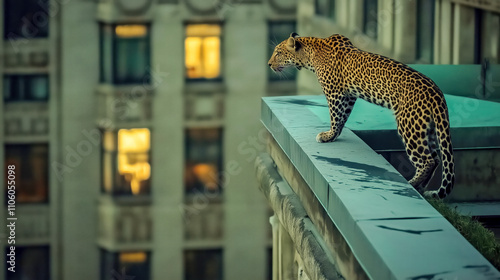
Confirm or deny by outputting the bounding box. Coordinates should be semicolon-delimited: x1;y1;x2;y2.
185;128;223;195
185;24;221;79
101;129;151;196
101;250;150;280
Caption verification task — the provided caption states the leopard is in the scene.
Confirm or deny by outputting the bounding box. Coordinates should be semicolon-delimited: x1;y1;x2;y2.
268;33;455;199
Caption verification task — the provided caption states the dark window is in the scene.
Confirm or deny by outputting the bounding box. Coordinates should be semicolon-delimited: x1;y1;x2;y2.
5;144;49;203
101;250;150;280
315;0;336;19
5;246;50;280
268;21;297;81
4;0;49;39
416;0;435;63
100;24;151;84
474;8;484;64
3;75;49;102
185;128;223;195
185;24;222;81
363;0;378;39
101;129;151;196
184;249;223;280
267;247;273;280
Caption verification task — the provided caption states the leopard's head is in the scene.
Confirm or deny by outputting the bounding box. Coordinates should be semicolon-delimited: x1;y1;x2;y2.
268;32;310;73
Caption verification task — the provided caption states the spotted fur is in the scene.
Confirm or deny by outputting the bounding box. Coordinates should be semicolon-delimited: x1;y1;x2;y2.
268;33;455;199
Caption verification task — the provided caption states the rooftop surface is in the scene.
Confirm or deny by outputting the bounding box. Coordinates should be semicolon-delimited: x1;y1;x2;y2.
292;94;500;151
261;94;500;279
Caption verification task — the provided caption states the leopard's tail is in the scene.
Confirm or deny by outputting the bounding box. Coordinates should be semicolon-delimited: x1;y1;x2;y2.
425;92;455;199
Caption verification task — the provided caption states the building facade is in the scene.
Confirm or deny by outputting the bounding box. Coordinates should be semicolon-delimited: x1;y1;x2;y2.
297;0;500;97
1;0;298;279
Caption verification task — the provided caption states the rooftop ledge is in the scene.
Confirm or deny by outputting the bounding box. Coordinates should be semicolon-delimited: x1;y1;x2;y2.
257;87;500;279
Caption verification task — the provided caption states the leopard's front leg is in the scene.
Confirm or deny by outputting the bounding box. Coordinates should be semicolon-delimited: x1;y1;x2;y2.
317;94;357;143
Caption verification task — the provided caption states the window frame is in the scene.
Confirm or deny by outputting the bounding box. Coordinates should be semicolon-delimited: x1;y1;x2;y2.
100;250;151;280
5;245;50;280
100;129;152;197
184;249;223;280
3;74;50;102
416;0;436;64
184;22;224;83
362;0;378;39
4;143;49;204
99;23;151;85
184;127;224;196
4;0;49;40
268;20;298;82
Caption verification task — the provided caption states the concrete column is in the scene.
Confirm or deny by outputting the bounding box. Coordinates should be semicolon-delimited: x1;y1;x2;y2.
452;4;476;64
483;11;500;63
270;215;279;280
349;0;364;33
223;4;268;280
336;0;350;29
49;0;62;278
60;1;100;279
378;0;395;51
436;0;453;64
278;223;295;280
393;0;417;63
151;5;184;280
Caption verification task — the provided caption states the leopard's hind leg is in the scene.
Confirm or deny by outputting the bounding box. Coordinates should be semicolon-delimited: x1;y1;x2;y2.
396;110;438;194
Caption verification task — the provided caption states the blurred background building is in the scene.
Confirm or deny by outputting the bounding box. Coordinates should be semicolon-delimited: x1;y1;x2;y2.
0;0;498;280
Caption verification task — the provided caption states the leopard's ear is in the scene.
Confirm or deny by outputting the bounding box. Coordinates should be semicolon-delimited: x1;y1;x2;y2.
286;34;302;52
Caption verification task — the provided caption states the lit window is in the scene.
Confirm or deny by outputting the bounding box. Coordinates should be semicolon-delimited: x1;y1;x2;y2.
5;144;48;203
100;23;150;84
268;21;297;81
184;128;223;195
416;0;435;63
5;246;50;280
3;75;49;102
363;0;378;39
4;0;49;39
101;250;150;280
184;249;223;280
185;24;222;80
101;129;151;196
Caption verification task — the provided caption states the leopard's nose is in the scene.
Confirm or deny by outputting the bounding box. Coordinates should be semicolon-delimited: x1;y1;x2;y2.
268;63;271;67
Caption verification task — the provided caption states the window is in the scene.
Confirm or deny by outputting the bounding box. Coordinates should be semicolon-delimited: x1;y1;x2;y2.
184;249;223;280
3;75;49;102
5;144;48;203
268;21;297;81
185;24;222;80
100;24;150;84
101;250;150;280
184;128;223;195
4;0;49;39
5;246;50;280
474;8;484;64
363;0;378;39
102;129;151;196
315;0;335;19
416;0;435;63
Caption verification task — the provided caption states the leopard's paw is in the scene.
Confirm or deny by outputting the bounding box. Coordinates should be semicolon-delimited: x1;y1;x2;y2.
316;131;334;143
